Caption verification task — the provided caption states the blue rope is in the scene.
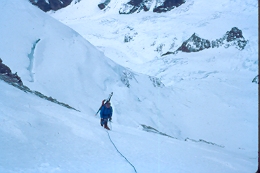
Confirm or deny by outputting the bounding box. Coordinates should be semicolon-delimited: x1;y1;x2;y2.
106;131;137;173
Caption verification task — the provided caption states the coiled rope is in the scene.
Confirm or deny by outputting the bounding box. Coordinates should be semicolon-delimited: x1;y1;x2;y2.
106;131;137;173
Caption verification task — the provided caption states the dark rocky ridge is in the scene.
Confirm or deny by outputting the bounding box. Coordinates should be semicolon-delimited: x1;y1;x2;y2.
28;0;185;13
252;75;258;84
98;0;111;10
0;58;23;86
153;0;186;13
177;33;211;53
162;27;248;56
29;0;75;12
118;0;186;14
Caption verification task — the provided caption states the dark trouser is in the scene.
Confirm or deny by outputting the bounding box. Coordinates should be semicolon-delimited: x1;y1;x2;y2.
100;118;108;126
101;118;110;130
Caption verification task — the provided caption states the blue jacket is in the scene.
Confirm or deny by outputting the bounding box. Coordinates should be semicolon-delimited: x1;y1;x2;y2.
100;105;113;119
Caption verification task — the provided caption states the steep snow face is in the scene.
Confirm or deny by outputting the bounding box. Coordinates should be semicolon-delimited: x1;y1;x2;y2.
50;0;258;165
0;0;107;110
0;0;180;137
0;80;256;173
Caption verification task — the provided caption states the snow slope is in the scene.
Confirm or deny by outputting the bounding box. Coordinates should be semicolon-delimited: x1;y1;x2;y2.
0;0;258;172
0;0;178;135
51;0;258;153
0;80;255;173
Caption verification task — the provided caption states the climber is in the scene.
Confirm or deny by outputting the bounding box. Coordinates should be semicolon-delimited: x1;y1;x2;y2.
100;100;113;130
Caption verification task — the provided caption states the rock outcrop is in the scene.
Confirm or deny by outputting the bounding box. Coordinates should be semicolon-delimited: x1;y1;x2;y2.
163;27;248;55
0;58;23;86
252;75;258;84
29;0;185;13
119;0;186;14
98;0;111;10
119;0;153;14
177;33;211;53
29;0;75;12
153;0;186;13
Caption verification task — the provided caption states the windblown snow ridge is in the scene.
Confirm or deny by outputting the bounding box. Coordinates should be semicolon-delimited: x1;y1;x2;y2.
141;124;177;139
185;138;225;148
141;124;225;148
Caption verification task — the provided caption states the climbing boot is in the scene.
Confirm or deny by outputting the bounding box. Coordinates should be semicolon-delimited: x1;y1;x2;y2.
104;124;110;130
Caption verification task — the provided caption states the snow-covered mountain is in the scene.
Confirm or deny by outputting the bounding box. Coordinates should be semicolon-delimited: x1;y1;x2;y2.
29;0;186;13
50;0;258;147
0;0;258;172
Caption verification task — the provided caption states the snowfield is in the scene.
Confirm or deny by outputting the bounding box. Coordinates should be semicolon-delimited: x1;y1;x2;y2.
0;0;258;172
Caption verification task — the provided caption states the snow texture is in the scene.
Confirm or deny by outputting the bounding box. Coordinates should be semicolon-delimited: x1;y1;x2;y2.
0;0;258;172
